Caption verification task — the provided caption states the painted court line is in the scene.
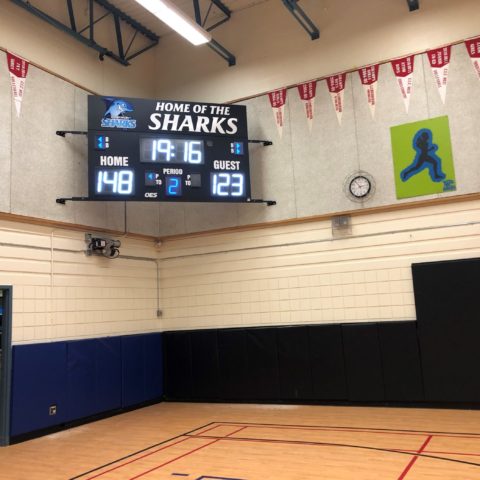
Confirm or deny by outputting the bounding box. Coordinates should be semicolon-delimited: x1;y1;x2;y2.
85;424;226;479
397;435;433;480
75;421;480;480
423;450;480;457
70;422;217;480
84;437;193;480
192;422;480;442
128;438;222;480
128;426;248;480
195;425;222;436
214;421;480;439
187;433;480;468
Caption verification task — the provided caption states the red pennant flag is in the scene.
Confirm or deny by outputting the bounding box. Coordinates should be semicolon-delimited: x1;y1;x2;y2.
427;46;451;104
297;81;317;131
391;55;415;113
326;74;347;125
465;37;480;81
7;52;29;117
268;89;287;138
358;64;379;118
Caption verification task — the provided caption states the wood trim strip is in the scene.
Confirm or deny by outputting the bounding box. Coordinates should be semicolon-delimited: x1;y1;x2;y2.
0;193;478;243
0;211;153;242
159;192;480;242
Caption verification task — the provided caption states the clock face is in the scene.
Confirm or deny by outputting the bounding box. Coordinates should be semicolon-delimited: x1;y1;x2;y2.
349;176;371;198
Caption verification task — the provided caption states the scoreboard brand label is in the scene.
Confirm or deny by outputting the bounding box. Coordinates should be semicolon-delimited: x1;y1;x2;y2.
87;95;251;203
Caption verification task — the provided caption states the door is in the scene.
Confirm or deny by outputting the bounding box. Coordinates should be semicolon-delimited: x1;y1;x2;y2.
0;287;12;446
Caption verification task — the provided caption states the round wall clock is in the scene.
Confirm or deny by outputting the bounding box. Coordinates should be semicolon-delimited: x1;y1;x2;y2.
344;172;375;201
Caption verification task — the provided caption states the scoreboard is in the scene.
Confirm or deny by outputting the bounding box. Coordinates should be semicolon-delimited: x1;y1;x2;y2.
87;96;251;203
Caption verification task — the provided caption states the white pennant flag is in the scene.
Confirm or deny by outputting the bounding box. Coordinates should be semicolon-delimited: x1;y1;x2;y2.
358;65;379;118
7;52;29;117
268;89;287;138
326;74;347;125
427;46;451;104
297;81;317;132
465;37;480;81
391;55;415;113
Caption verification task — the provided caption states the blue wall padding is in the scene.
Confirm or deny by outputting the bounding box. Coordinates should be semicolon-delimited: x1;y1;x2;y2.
10;333;163;438
122;335;146;407
66;340;96;422
122;334;164;407
95;337;122;413
144;334;163;400
11;343;68;436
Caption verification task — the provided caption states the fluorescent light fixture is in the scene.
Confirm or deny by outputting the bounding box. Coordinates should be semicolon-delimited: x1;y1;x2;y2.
134;0;212;46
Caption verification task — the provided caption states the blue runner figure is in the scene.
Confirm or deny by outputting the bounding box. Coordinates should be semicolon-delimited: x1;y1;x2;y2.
400;128;446;182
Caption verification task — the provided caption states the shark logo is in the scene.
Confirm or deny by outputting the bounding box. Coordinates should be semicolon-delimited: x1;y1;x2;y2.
101;97;137;129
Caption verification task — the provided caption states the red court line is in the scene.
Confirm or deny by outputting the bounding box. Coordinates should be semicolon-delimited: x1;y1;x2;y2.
423;450;480;457
84;424;223;480
391;449;480;457
189;433;428;452
128;426;248;480
397;435;433;480
231;424;427;438
190;424;222;436
211;422;480;440
84;437;192;480
187;433;480;464
217;420;480;437
128;438;220;480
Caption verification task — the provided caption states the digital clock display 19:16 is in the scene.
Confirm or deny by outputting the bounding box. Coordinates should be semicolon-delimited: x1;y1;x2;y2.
139;137;204;164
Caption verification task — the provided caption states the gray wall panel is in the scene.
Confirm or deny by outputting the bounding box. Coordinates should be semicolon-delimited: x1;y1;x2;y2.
0;51;12;213
126;203;160;237
237;95;297;226
158;203;186;237
433;44;480;195
74;88;88;132
354;58;430;207
1;49;479;235
291;76;361;217
10;67;76;222
72;202;108;230
184;203;239;234
105;202;127;232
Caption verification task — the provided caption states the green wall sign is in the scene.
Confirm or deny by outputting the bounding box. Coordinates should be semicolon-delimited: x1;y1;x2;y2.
391;116;456;199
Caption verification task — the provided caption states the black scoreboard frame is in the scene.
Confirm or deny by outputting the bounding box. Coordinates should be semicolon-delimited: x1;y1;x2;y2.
56;96;275;206
89;95;251;203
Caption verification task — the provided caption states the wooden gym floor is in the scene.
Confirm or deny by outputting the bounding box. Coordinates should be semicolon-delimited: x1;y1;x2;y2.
1;403;480;479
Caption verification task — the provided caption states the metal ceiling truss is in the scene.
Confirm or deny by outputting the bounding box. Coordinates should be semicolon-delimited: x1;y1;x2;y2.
193;0;236;66
407;0;419;11
10;0;159;66
282;0;319;41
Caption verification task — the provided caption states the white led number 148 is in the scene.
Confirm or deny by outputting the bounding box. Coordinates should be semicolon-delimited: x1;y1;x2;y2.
96;170;133;194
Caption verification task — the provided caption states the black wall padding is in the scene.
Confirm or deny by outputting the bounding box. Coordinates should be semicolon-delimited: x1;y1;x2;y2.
245;328;280;400
217;329;249;400
308;325;347;400
378;322;424;401
277;326;313;400
164;332;193;399
190;330;220;399
413;258;480;325
342;324;385;401
413;258;480;402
